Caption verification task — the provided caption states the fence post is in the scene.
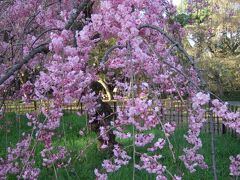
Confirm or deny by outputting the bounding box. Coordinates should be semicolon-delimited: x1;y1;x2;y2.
222;123;226;134
34;101;37;111
80;103;83;114
113;101;117;120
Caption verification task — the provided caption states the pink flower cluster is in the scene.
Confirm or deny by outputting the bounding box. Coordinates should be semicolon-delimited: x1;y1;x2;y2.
211;99;240;134
94;169;108;180
229;154;240;177
0;135;40;179
163;122;176;136
135;154;167;179
99;126;110;149
20;81;34;102
113;130;131;139
116;98;160;131
95;145;131;179
135;133;155;147
180;148;208;173
148;138;166;152
180;92;209;173
212;99;240;177
41;146;69;168
192;92;210;109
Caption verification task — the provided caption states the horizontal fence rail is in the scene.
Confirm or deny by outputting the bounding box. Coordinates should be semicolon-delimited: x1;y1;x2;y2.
1;99;240;136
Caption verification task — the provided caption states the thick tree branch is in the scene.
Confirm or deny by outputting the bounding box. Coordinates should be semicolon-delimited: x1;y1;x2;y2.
138;24;224;102
138;24;195;65
30;28;61;48
0;0;91;86
64;0;91;30
0;45;48;85
101;45;126;63
138;24;207;87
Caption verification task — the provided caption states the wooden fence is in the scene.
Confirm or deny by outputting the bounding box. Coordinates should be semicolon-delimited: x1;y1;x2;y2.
1;99;240;136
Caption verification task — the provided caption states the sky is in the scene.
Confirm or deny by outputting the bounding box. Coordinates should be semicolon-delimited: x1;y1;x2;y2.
171;0;182;6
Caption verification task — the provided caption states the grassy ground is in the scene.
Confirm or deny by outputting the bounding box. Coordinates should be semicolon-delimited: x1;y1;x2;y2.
0;112;239;180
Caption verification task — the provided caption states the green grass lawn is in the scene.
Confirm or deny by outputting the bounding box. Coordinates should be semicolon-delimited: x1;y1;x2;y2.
0;112;239;180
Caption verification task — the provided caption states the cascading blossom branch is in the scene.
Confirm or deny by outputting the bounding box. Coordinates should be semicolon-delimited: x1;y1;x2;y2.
211;99;240;134
95;145;131;179
0;135;40;179
229;154;240;177
179;92;210;173
210;99;240;178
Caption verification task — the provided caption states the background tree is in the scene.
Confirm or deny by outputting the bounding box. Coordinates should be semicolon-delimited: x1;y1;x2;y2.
176;0;240;98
